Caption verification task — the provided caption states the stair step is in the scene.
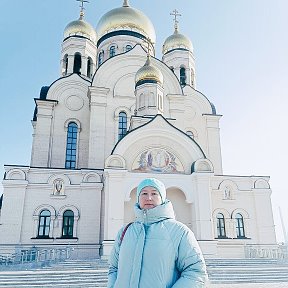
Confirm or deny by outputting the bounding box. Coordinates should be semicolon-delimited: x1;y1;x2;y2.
1;258;288;286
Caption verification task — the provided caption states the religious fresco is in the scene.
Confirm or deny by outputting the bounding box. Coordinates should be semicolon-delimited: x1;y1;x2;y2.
132;148;184;173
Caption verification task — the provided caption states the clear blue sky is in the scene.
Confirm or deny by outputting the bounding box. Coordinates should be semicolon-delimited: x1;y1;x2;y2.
1;0;288;242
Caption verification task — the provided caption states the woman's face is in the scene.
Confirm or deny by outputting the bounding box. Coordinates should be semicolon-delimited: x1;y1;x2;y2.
139;186;162;210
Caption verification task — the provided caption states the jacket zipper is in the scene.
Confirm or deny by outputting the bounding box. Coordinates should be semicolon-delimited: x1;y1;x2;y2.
143;209;147;225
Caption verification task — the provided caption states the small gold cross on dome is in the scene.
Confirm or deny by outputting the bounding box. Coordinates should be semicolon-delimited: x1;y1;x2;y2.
76;0;89;18
170;9;182;30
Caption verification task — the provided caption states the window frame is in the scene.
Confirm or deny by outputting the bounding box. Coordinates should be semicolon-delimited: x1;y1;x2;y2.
216;213;227;238
37;210;51;238
180;67;186;86
98;50;104;66
65;122;78;169
109;45;116;58
73;53;82;74
125;44;132;52
62;210;74;238
118;111;127;140
235;213;246;238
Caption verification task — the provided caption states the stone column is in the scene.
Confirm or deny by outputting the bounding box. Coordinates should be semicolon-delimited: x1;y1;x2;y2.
88;87;109;169
30;99;57;167
203;114;223;174
101;169;127;257
191;172;214;240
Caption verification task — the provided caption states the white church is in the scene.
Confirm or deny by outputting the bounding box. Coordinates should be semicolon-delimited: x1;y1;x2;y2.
0;1;277;259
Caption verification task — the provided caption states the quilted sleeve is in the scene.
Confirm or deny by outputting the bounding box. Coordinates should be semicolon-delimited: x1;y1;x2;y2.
171;228;208;288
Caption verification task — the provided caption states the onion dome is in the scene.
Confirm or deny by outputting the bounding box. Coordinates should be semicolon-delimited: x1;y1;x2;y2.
96;0;156;44
64;15;97;44
162;28;193;55
135;57;163;87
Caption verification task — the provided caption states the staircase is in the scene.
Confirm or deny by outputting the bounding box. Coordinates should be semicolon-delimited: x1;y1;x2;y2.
0;259;109;288
0;258;288;287
206;258;288;284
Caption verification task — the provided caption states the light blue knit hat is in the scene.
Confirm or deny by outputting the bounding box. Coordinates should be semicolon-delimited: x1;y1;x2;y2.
136;178;166;204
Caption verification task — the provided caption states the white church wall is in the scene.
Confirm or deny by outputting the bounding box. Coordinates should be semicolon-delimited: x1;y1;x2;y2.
211;176;276;246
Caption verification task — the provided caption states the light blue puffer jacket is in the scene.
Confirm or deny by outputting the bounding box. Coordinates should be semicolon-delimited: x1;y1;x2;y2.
108;200;208;288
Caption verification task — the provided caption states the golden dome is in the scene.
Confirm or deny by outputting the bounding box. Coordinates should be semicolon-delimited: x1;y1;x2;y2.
135;57;163;86
162;29;193;54
96;4;156;43
64;18;97;44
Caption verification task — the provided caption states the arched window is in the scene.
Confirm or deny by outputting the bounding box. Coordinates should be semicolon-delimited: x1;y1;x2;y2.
65;122;78;169
73;53;82;74
63;54;68;75
98;51;104;66
38;210;51;238
87;57;93;78
125;45;132;52
62;210;74;238
235;213;245;238
180;67;186;86
186;131;194;139
118;112;127;140
110;45;116;58
216;213;226;238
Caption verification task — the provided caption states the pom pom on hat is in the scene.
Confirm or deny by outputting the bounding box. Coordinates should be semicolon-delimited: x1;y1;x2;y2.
137;178;166;203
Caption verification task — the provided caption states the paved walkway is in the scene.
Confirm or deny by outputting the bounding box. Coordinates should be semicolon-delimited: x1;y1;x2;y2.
207;283;288;288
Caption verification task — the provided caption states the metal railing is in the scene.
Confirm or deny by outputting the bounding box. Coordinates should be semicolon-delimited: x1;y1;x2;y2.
0;246;73;268
245;244;288;260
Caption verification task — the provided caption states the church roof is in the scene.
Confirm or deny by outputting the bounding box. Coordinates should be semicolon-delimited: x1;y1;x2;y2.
64;17;97;44
96;1;156;44
163;28;193;55
112;114;206;159
135;56;164;87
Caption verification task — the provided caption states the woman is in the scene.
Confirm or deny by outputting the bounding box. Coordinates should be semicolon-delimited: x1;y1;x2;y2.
108;178;208;287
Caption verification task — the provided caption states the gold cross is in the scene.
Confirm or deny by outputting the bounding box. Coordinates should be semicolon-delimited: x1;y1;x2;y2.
77;0;89;18
142;38;154;57
170;9;181;30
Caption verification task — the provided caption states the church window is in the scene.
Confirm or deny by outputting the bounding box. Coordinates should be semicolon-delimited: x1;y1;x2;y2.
186;131;194;139
110;45;116;58
125;45;132;52
62;210;74;238
235;213;245;238
118;112;127;140
63;54;68;75
65;122;78;169
87;57;93;78
180;67;186;86
73;53;82;74
37;210;51;238
98;51;104;66
216;213;226;238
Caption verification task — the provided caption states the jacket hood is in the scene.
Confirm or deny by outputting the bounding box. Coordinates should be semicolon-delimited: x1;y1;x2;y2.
136;178;167;204
134;200;175;225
